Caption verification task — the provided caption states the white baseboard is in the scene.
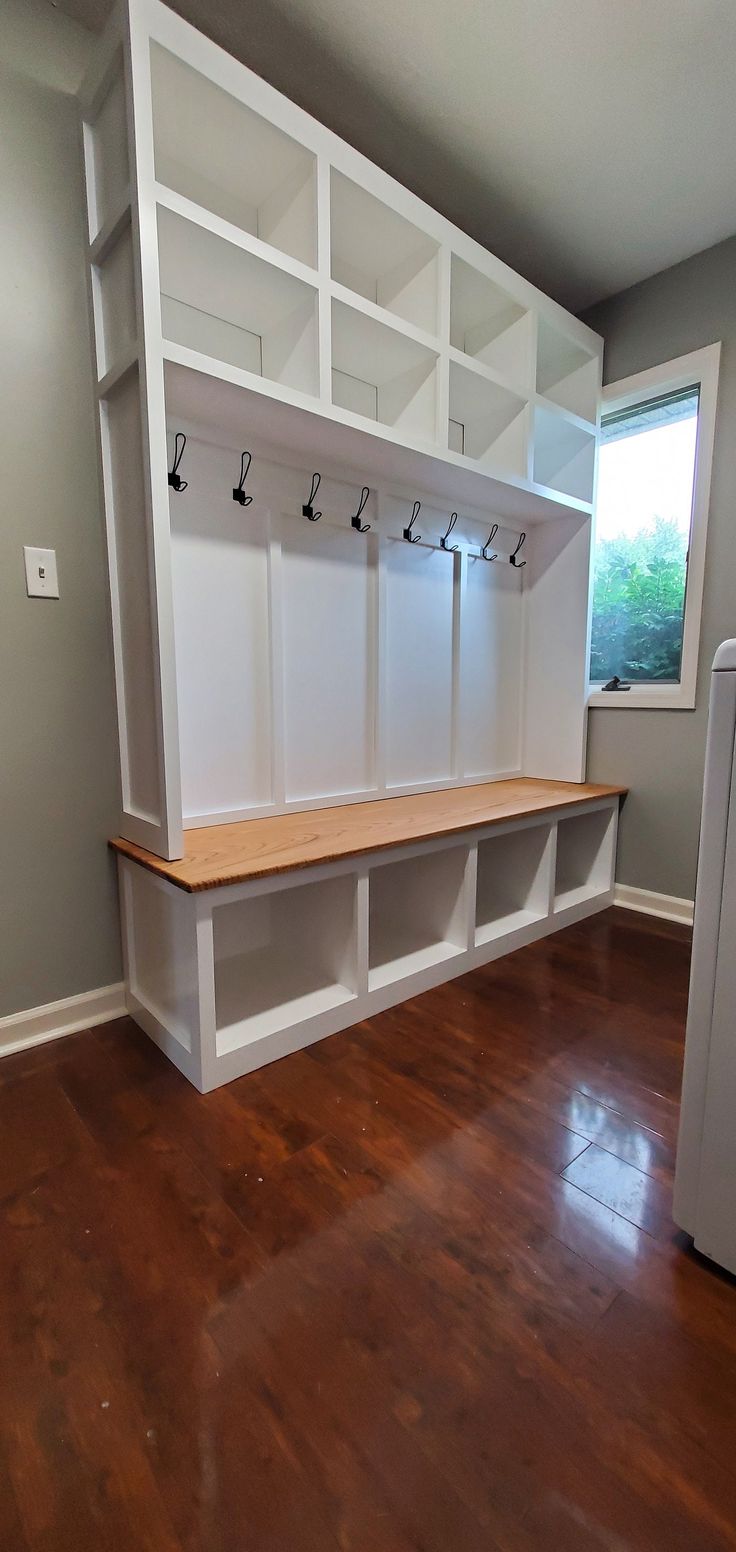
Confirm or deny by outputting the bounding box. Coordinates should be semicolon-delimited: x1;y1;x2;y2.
613;883;694;926
0;983;127;1060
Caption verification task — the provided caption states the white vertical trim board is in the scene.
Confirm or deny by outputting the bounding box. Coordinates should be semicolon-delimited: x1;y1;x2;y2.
613;884;694;926
0;985;127;1060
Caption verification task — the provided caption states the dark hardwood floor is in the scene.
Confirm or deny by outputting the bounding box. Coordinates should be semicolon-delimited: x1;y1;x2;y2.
2;906;736;1551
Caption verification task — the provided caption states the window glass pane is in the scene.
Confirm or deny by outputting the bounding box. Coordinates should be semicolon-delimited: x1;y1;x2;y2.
590;386;699;684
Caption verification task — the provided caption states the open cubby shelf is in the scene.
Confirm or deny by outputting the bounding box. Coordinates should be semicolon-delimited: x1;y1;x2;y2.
533;406;596;504
475;824;551;944
331;171;439;337
449;360;528;475
213;874;357;1053
368;846;468;990
536;319;599;424
150;43;317;268
331;299;438;439
554;807;614;912
450;255;531;390
158;205;319;394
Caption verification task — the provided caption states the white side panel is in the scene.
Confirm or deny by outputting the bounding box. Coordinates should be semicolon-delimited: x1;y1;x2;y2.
94;222;137;379
694;725;736;1273
100;370;163;829
88;67;130;236
384;537;455;788
124;863;198;1050
280;517;374;801
523;513;591;781
170;446;272;819
674;669;736;1234
460;554;523;777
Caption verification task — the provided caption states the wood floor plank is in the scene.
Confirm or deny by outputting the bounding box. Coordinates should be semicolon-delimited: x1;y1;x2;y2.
561;1142;673;1238
3;905;736;1552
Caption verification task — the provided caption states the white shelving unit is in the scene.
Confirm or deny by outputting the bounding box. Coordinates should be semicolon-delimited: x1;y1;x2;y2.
79;0;617;1091
119;795;618;1091
81;0;603;861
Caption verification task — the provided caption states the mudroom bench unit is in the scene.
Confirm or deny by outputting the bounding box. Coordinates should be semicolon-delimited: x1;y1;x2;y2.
112;778;624;1091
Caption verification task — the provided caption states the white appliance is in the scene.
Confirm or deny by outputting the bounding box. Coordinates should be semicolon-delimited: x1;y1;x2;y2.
674;639;736;1274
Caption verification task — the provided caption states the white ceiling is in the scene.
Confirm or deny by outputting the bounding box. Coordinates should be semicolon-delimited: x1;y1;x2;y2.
57;0;736;310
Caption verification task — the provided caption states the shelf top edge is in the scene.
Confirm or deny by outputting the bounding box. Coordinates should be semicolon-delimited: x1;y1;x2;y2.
111;777;626;893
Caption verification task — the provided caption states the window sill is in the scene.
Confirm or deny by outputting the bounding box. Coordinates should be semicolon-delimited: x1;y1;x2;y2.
588;686;695;710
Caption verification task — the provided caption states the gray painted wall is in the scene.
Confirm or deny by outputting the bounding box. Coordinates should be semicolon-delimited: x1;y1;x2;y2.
0;0;122;1018
582;236;736;902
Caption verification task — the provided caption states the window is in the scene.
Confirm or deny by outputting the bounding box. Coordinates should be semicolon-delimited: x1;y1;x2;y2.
588;344;720;709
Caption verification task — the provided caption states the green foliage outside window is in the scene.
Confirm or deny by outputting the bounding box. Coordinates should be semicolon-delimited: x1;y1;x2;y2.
590;517;687;683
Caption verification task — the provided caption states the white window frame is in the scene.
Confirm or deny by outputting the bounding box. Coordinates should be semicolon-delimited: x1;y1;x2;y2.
588;342;721;710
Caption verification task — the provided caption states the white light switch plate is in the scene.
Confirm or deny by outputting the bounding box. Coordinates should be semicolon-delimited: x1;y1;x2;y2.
24;546;59;599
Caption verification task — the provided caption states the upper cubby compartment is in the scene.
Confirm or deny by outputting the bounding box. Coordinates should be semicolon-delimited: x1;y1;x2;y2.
532;407;595;505
330;172;440;337
536;320;599;423
450;256;532;391
448;361;527;477
158;205;319;396
331;299;438;441
150;44;317;269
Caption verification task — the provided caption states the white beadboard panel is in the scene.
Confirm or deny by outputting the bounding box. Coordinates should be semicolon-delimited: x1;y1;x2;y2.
280;515;374;801
383;535;455;788
170;454;272;819
460;553;523;777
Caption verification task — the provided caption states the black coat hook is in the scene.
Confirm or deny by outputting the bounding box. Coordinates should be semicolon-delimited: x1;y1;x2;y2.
233;450;253;506
403;499;422;544
440;512;459;552
510;531;527;568
168;432;188;492
480;522;498;561
351;486;371;533
302;471;322;521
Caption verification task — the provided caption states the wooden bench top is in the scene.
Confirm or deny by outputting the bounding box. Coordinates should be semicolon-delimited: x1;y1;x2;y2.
111;778;625;893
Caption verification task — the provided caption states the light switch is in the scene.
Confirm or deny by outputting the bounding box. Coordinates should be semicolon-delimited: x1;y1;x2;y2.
24;546;59;599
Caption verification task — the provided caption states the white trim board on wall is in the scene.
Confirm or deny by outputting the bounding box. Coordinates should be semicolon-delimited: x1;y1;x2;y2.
613;883;694;926
0;983;127;1060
